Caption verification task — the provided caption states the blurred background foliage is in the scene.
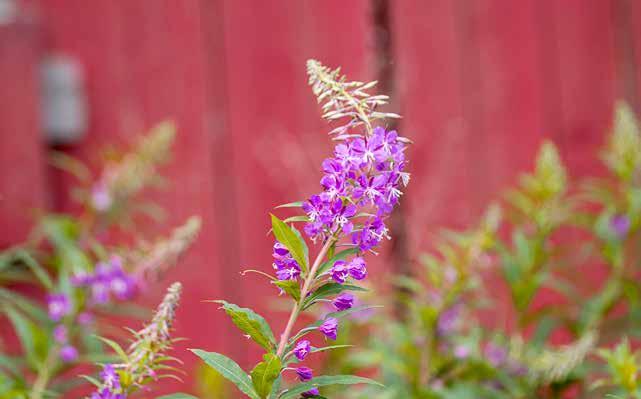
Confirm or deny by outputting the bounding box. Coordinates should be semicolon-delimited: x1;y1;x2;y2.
0;123;200;399
303;102;641;399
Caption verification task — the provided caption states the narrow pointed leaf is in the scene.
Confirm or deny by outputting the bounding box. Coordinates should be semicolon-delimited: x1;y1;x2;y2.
275;201;304;209
190;349;259;399
208;300;275;351
279;375;383;399
250;353;282;398
272;280;301;302
156;394;199;399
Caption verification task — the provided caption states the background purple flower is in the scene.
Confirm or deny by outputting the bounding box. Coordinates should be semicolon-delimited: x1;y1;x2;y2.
47;293;71;321
60;345;78;362
610;214;631;238
53;325;68;343
484;342;508;367
437;304;461;336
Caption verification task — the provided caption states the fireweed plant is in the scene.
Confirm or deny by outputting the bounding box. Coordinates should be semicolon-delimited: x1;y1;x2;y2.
0;123;200;399
85;282;193;399
324;103;641;399
191;60;409;398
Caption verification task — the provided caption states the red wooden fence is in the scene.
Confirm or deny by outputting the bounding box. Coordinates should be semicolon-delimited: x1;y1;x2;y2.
1;0;639;395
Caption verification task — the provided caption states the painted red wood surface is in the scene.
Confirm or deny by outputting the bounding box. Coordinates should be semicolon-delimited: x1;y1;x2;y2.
0;17;46;247
2;0;641;395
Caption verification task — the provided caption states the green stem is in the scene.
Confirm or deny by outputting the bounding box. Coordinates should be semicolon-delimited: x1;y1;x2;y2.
276;237;335;357
31;348;58;399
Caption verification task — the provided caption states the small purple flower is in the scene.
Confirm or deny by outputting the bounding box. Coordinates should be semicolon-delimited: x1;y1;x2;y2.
296;366;314;382
47;293;71;322
484;343;507;367
100;364;121;390
71;271;93;286
352;217;389;252
90;280;111;304
610;214;631;239
53;325;68;344
319;317;338;340
78;311;94;325
109;270;137;300
348;257;367;280
454;345;469;359
60;345;78;362
437;304;461;336
302;387;320;398
91;183;112;212
330;260;350;284
333;293;354;311
273;241;301;281
293;340;311;361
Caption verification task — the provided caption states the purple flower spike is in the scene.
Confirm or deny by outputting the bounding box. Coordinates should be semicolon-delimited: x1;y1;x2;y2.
296;366;314;382
60;345;78;362
330;260;350;284
293;340;311;361
53;325;68;344
348;257;367;280
47;293;71;322
610;214;631;239
302;388;320;398
319;317;338;340
333;293;354;311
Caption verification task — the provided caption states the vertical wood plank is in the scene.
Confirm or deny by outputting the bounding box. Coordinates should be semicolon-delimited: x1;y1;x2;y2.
0;19;46;247
391;0;472;255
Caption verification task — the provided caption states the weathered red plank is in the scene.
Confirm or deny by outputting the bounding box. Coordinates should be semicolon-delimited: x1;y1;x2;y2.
0;18;46;247
391;0;472;255
544;0;616;176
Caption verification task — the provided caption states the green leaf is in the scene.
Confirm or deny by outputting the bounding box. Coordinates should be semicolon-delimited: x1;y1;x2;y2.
250;353;282;398
302;283;367;310
270;214;309;274
275;201;304;209
13;250;53;290
156;394;200;399
93;336;129;362
317;248;359;276
310;344;353;354
190;349;259;399
279;375;383;399
283;215;310;224
208;300;275;351
3;306;48;367
272;280;301;302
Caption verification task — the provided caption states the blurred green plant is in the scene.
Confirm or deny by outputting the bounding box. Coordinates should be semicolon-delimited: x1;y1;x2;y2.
0;122;200;399
323;102;641;398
